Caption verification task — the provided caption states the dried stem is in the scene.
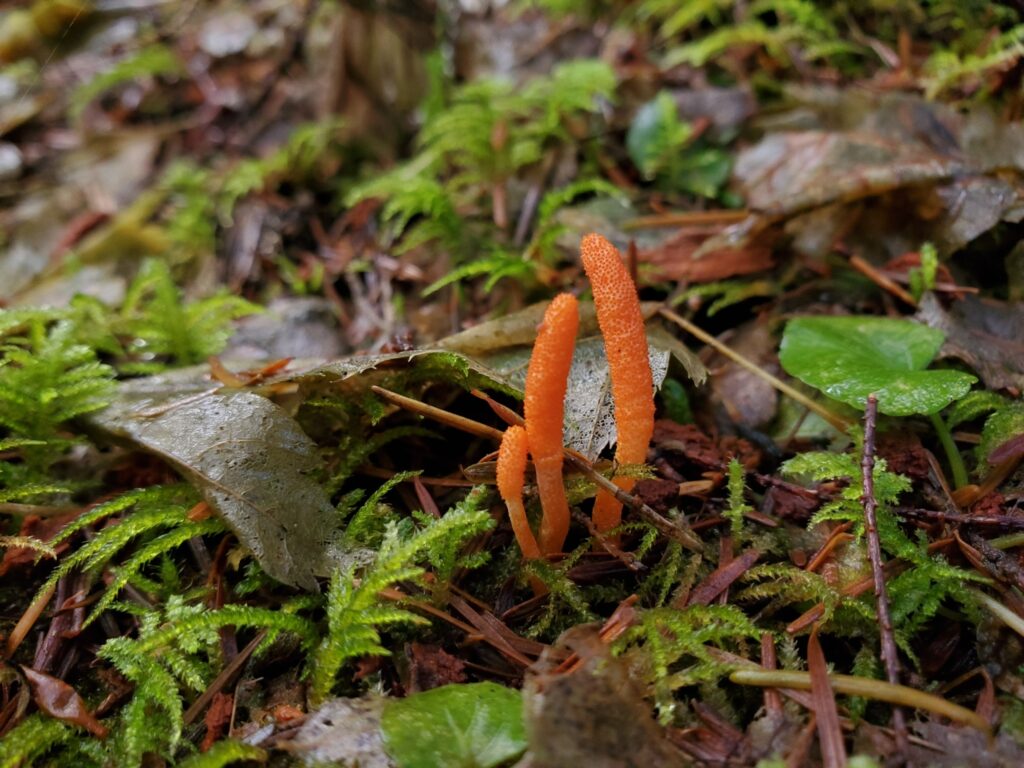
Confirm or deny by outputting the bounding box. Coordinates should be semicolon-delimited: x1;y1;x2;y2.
862;394;908;757
659;307;851;433
373;385;702;552
729;669;991;737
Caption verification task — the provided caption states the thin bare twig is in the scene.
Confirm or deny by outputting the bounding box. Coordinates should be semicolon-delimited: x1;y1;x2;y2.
373;385;703;552
895;506;1024;531
659;307;851;433
849;255;917;306
862;394;908;757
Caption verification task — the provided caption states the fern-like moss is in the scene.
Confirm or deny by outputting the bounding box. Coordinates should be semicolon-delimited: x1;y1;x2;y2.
617;604;760;716
0;714;74;768
176;740;267;768
117;259;260;370
309;497;493;704
0;314;115;450
85;516;228;626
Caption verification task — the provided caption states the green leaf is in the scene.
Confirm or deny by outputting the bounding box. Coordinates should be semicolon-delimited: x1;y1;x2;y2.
980;402;1024;464
381;683;526;768
779;316;976;416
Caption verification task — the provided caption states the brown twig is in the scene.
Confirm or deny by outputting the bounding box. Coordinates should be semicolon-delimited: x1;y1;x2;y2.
849;255;917;306
570;509;643;571
621;210;750;230
808;627;847;768
862;394;908;757
659;307;851;433
760;633;783;715
895;506;1024;531
183;630;266;726
373;385;703;552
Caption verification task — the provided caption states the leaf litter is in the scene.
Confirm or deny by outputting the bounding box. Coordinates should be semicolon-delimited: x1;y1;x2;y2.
3;2;1024;767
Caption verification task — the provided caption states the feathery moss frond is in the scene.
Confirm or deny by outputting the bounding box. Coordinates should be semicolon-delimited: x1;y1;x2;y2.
617;604;759;714
86;517;228;626
117;259;259;370
176;740;267;768
0;714;74;768
0;315;115;449
309;495;493;703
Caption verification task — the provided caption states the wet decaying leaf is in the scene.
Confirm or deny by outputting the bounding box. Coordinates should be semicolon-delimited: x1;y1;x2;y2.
917;293;1024;392
22;666;108;739
522;627;687;768
285;695;393;768
90;368;337;589
709;89;1024;263
708;321;780;429
735;129;963;216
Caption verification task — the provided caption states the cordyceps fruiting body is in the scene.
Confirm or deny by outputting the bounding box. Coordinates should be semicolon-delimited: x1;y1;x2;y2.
580;233;655;534
523;292;579;556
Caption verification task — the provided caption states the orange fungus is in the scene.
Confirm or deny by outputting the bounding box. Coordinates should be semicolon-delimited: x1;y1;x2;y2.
524;293;579;555
580;233;655;533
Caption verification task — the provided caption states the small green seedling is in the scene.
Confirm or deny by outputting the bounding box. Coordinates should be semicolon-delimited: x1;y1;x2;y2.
381;682;526;768
779;315;978;487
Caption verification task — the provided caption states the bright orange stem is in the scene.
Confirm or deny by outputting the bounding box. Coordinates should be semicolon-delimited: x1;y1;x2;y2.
496;425;541;560
580;233;655;533
524;293;579;555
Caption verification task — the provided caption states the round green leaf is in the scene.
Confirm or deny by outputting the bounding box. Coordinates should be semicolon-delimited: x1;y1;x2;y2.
381;682;526;768
779;316;976;416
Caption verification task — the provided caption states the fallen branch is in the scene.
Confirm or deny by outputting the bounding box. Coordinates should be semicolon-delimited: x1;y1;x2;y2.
862;394;908;756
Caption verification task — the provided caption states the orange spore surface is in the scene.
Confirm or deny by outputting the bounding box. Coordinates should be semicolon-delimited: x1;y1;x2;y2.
580;233;655;533
496;425;541;560
524;293;579;555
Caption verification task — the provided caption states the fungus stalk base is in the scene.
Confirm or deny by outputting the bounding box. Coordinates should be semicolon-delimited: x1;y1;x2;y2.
506;498;541;561
592;476;634;534
534;455;570;555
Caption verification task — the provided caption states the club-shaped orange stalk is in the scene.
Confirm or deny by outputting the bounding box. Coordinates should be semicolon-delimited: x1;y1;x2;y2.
496;425;541;560
524;292;579;555
581;233;655;533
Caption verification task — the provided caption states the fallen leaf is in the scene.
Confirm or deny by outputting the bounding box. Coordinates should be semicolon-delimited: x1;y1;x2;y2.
90;369;338;590
22;666;108;739
523;626;688;767
710;321;780;429
710;89;1024;264
640;228;775;283
733;130;963;216
917;293;1024;392
284;695;393;768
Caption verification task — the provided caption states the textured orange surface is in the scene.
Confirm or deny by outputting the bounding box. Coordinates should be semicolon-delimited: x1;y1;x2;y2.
496;425;541;560
524;293;579;555
580;233;655;532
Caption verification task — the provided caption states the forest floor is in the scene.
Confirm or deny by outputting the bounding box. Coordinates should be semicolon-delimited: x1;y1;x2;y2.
2;1;1024;766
